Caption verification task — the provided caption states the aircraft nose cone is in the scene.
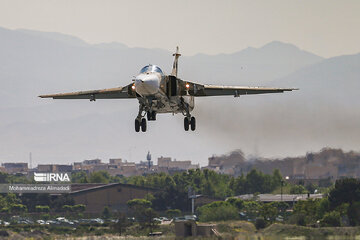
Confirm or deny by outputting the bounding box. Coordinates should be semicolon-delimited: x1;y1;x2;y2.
134;74;160;96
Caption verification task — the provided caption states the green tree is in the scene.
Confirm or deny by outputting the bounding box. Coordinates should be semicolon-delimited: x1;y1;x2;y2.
111;212;131;235
0;172;9;183
198;202;239;222
73;204;86;213
20;193;51;212
321;211;341;227
348;202;360;226
316;198;330;219
288;213;306;226
166;209;181;218
143;208;159;232
63;205;73;213
102;206;111;219
290;184;307;194
51;194;74;212
255;217;267;229
328;178;360;207
260;203;278;223
293;199;321;225
305;183;318;194
243;201;262;220
10;204;27;214
5;193;21;205
127;199;152;209
89;171;110;183
269;201;289;213
71;171;89;183
144;193;155;202
328;178;360;226
271;169;283;190
226;197;244;210
35;205;50;213
127;198;152;223
246;169;266;193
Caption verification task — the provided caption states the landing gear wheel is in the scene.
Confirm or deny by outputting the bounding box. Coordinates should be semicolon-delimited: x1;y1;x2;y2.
190;117;196;131
135;119;140;132
141;118;147;132
147;111;157;121
184;117;189;131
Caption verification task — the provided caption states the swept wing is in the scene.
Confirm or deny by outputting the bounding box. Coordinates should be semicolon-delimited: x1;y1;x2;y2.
181;81;297;97
39;84;135;100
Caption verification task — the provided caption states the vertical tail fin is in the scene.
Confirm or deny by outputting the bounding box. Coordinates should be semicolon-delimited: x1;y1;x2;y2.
171;46;181;77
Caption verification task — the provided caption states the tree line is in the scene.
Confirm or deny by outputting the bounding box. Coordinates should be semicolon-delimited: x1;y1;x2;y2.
195;178;360;228
70;168;291;211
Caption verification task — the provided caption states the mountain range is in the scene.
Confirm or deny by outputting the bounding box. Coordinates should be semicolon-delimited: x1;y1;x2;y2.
0;26;359;166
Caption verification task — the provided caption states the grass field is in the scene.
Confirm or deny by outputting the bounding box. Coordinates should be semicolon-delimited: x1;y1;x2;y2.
1;222;360;239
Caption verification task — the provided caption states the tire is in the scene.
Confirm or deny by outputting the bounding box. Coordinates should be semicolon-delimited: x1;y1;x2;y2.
190;116;196;131
184;117;189;131
135;119;140;132
141;118;147;132
151;111;156;120
147;111;151;121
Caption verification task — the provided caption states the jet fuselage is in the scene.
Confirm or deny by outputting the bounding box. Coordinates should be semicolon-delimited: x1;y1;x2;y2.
133;64;194;114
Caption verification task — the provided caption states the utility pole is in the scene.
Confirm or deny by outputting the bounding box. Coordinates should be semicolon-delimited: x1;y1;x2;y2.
281;176;290;201
29;152;32;169
188;187;200;215
188;187;195;214
281;179;284;201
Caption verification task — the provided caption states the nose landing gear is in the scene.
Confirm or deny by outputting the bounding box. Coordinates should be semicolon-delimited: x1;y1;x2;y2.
135;103;148;132
135;118;147;132
184;116;196;131
135;119;140;132
141;118;147;132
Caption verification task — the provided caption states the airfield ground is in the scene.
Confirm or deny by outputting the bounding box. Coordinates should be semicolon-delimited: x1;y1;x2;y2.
2;221;360;239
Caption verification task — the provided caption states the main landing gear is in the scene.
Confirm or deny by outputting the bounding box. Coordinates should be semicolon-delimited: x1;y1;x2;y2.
184;116;196;131
147;111;156;121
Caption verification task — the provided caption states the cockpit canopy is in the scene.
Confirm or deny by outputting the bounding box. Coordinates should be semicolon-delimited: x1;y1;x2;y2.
139;65;164;75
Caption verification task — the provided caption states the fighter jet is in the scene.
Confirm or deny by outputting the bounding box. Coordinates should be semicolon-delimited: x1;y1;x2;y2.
40;47;297;132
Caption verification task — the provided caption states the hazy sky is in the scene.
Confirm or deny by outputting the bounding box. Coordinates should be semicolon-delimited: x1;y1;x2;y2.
0;0;360;58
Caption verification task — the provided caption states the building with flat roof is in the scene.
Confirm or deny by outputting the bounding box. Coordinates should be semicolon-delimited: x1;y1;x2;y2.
68;183;220;214
232;193;323;205
37;164;72;172
157;157;199;171
109;158;122;165
70;183;158;213
83;159;102;165
157;157;171;168
1;162;28;174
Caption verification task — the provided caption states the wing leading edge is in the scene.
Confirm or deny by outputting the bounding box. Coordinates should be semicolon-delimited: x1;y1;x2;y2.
39;84;136;100
182;81;297;97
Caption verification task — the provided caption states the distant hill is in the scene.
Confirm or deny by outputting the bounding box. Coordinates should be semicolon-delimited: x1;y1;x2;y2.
181;40;323;85
274;53;360;105
16;29;89;47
